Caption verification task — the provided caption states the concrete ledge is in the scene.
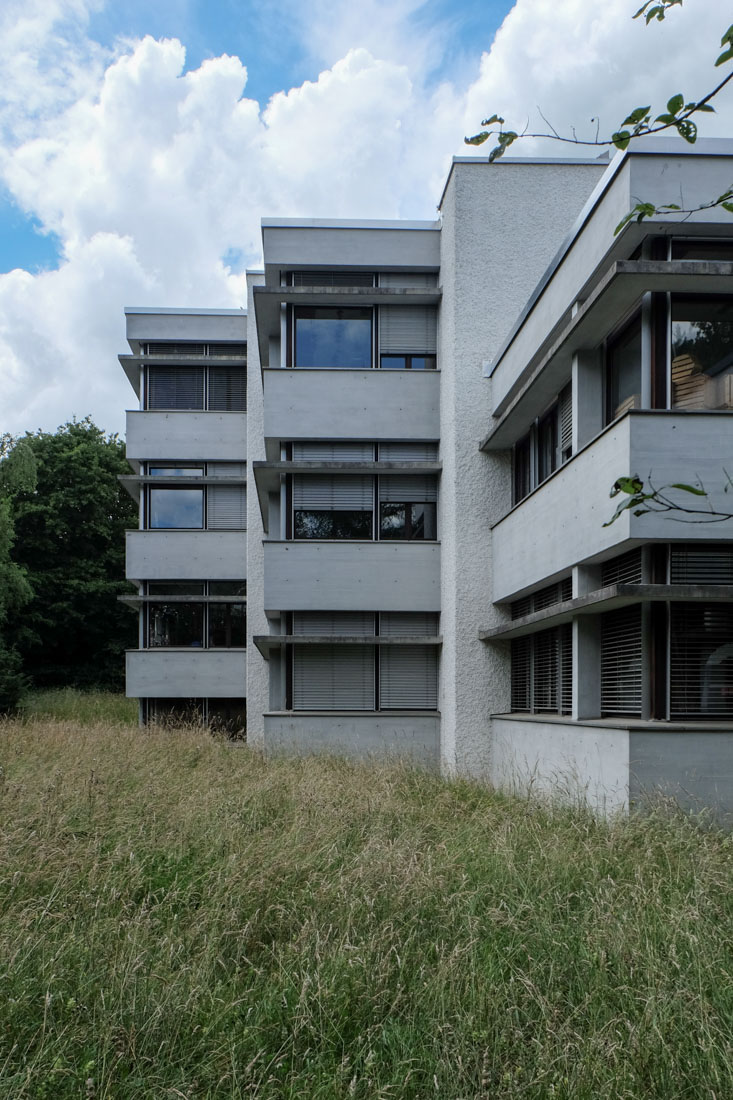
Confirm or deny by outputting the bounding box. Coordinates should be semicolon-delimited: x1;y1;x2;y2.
263;712;440;767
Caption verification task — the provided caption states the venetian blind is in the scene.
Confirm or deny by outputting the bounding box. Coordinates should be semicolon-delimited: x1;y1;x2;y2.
147;367;205;410
600;606;643;716
379;306;437;353
379;646;438;709
292;645;375;710
378;475;438;503
292;475;374;510
207;486;246;529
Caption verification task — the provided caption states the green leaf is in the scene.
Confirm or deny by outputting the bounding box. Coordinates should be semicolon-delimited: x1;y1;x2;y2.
480;115;504;126
611;130;631;150
696;103;716;113
666;93;684;115
464;132;489;146
670;483;707;495
623;106;651;126
659;203;681;210
716;46;733;67
720;202;733;214
676;119;697;143
654;113;675;125
611;476;645;497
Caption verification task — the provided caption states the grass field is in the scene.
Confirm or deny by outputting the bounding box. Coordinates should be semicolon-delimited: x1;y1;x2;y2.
0;707;731;1098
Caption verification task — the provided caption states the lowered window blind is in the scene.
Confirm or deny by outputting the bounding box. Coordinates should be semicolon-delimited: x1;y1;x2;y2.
559;384;572;459
145;342;206;356
207;463;246;478
379;646;438;709
292;612;375;635
209;343;246;357
291;271;374;286
510;625;572;715
511;577;571;620
378;442;439;461
533;630;558;713
293;645;375;710
670;545;733;585
511;637;531;711
207;486;246;529
378;273;438;288
147;367;205;410
379;612;439;636
601;549;643;586
379;475;438;503
600;606;643;716
670;603;733;719
292;475;374;510
209;368;246;410
292;442;375;461
379;306;437;353
559;624;572;716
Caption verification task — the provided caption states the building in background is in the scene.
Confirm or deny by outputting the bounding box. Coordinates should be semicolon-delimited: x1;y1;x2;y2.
120;139;733;817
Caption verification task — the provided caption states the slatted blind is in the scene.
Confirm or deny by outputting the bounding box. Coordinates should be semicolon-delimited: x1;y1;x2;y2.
379;306;437;353
292;645;375;710
378;475;438;502
533;630;558;713
379;612;439;636
379;646;438;708
209;343;246;357
378;442;439;461
511;638;531;710
291;271;374;286
145;342;206;356
559;384;572;458
292;475;374;509
670;603;733;719
207;486;246;528
209;368;246;410
292;612;375;635
601;549;643;586
670;545;733;584
207;463;246;478
147;367;205;410
292;442;375;461
600;606;643;716
559;624;572;716
378;273;438;288
511;577;571;619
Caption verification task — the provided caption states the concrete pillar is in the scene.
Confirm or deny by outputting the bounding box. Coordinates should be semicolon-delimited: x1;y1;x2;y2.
573;349;603;451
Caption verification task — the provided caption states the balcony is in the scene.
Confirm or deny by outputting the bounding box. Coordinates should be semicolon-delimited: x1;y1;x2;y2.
263;368;440;443
125;411;246;464
126;649;246;698
492;410;733;600
264;541;440;611
126;530;246;582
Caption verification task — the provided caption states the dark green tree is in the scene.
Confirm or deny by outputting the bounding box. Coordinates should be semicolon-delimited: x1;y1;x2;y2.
0;436;36;710
7;418;137;690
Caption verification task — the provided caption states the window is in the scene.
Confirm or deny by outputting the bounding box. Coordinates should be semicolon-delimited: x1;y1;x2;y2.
512;385;572;504
606;314;642;423
600;606;643;717
146;366;246;410
510;625;572;715
289;612;439;711
146;582;246;648
146;465;246;530
291;473;438;541
671;295;733;411
379;305;437;368
294;307;373;369
670;604;733;719
510;577;572;620
380;355;436;370
145;697;246;738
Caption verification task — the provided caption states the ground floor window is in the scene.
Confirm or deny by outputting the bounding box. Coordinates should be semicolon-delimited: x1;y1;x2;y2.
144;697;246;739
510;624;572;715
146;582;246;648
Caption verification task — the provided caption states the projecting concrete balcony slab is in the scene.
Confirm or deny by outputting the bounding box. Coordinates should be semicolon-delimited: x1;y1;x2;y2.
126;649;246;698
126;530;246;582
263;368;439;443
125;411;246;464
264;541;440;611
492;410;733;600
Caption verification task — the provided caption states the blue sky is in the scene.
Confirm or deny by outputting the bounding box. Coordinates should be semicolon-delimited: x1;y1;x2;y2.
0;0;514;277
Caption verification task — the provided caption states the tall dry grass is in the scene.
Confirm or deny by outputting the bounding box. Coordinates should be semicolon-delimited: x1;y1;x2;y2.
0;715;730;1098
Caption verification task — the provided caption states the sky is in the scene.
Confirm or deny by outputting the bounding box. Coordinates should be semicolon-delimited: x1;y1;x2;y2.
0;0;731;437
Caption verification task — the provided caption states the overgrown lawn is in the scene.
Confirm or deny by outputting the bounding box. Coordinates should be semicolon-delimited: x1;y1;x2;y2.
0;717;730;1098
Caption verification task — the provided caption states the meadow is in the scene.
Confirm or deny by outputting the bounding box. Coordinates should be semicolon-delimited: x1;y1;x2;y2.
0;694;730;1098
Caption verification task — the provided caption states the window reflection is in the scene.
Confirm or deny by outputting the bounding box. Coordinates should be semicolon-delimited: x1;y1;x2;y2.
294;510;373;539
607;316;642;422
379;502;436;540
149;487;204;528
294;307;372;369
671;296;733;410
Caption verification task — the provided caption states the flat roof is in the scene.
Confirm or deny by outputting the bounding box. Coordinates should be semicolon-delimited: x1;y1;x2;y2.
261;217;440;231
124;307;246;316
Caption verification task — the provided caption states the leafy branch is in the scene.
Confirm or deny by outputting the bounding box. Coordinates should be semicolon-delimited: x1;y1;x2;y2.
604;472;733;526
465;3;733;233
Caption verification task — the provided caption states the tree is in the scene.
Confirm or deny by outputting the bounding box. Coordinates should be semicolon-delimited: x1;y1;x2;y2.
0;436;36;710
6;419;138;691
466;1;733;233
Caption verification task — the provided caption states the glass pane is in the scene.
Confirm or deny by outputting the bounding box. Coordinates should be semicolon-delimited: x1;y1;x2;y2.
410;356;436;370
209;581;247;597
208;699;247;740
148;583;205;596
294;510;372;539
671;240;733;261
537;410;557;483
410;502;436;540
671;296;733;410
149;488;204;528
380;503;406;539
607;318;642;421
208;604;246;647
149;467;204;477
148;698;204;726
295;308;372;369
148;603;204;647
381;356;407;370
513;435;531;504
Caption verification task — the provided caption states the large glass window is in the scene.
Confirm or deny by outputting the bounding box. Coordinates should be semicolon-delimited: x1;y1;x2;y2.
380;355;436;370
670;604;733;719
294;307;372;369
607;315;642;422
379;502;437;540
146;582;246;649
146;367;245;410
671;296;733;410
149;487;204;529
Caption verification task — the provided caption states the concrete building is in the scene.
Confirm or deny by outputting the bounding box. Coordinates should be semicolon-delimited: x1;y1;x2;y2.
121;138;733;817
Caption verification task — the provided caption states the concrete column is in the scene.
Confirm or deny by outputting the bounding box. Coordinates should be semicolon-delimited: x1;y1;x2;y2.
572;349;603;451
574;616;601;720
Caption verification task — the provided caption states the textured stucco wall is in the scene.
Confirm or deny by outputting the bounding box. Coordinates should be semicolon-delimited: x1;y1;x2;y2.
438;160;605;775
491;717;630;814
246;273;269;748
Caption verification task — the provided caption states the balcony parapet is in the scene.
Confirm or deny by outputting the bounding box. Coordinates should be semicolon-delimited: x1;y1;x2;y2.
126;648;246;698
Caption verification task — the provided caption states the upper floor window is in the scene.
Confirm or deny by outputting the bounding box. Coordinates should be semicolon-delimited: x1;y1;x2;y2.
606;314;642;423
146;366;246;411
671;295;733;411
146;581;246;649
291;473;438;541
145;464;246;530
512;385;572;505
294;307;373;369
